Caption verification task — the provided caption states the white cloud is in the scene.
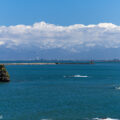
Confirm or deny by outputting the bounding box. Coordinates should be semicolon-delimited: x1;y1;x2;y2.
0;21;120;52
0;41;4;45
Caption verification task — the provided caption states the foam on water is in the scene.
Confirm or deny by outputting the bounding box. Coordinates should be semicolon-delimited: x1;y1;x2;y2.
73;75;88;78
64;75;88;78
115;86;120;90
41;119;52;120
93;118;119;120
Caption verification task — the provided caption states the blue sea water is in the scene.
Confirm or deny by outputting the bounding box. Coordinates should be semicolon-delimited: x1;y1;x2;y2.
0;62;120;120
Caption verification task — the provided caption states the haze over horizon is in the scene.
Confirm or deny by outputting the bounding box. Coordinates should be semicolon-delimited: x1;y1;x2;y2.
0;0;120;60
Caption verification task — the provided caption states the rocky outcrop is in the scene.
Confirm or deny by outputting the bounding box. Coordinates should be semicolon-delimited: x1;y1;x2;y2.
0;64;10;82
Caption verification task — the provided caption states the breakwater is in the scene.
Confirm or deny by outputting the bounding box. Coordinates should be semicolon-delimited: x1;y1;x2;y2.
3;63;56;65
1;62;94;65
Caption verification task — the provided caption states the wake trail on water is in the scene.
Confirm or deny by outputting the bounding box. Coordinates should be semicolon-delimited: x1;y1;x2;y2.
64;75;88;78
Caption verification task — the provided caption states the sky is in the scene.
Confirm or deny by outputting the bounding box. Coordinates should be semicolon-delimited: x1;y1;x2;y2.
0;0;120;26
0;0;120;60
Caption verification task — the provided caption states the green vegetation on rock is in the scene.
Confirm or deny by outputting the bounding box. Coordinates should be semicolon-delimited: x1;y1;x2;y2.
0;64;10;82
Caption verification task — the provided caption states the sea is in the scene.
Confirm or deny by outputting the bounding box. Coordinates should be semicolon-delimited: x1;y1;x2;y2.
0;61;120;120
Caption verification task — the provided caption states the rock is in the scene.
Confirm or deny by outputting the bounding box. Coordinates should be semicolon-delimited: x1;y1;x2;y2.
0;64;10;82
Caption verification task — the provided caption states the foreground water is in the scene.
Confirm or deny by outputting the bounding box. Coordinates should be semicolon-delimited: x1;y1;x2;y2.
0;63;120;120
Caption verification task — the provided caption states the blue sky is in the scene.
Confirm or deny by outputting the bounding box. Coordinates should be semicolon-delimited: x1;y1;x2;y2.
0;0;120;26
0;0;120;60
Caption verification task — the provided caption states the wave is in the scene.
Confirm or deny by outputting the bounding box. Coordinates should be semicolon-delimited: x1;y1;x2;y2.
41;119;52;120
74;75;88;78
93;118;119;120
115;86;120;90
64;75;88;78
41;118;119;120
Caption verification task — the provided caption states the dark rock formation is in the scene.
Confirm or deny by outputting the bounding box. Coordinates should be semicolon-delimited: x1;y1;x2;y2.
0;64;10;82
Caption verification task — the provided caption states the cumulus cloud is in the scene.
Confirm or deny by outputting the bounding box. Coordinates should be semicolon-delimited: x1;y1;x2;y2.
0;21;120;52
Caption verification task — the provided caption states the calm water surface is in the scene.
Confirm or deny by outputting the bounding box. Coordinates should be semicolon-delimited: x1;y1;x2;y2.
0;63;120;120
